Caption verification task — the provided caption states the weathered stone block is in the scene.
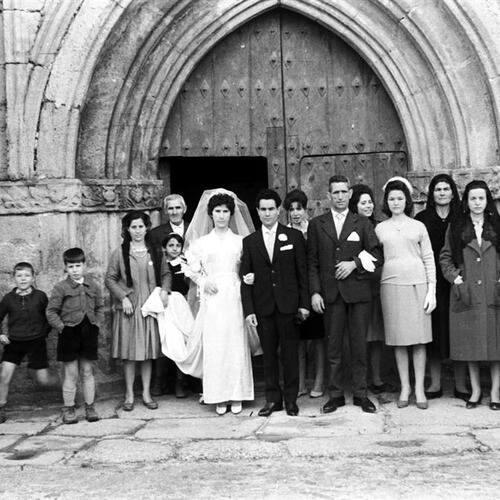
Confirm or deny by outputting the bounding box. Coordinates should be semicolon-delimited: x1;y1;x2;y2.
2;11;41;63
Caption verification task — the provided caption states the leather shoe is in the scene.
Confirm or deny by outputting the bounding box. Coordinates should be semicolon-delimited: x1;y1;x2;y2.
142;399;158;410
424;389;442;399
489;402;500;411
285;402;299;416
258;401;283;417
353;396;376;413
454;388;471;401
322;396;346;414
122;401;134;412
466;394;482;409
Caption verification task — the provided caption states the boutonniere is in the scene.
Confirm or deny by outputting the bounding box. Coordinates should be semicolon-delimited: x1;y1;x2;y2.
278;233;288;242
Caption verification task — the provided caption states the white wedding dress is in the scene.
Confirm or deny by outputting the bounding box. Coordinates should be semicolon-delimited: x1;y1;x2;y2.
143;228;254;404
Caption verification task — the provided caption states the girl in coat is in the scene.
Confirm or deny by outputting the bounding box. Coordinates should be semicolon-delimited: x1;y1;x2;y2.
440;180;500;410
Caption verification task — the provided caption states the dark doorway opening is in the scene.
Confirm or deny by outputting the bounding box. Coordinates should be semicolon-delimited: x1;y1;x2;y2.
158;157;268;228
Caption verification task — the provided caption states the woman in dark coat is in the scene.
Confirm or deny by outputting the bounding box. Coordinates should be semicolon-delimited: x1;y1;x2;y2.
440;180;500;410
415;174;468;400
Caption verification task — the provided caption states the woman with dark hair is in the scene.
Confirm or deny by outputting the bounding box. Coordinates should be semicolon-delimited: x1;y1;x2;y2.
415;174;468;400
181;189;255;415
440;180;500;410
349;184;395;394
105;211;167;411
375;179;436;409
283;189;325;398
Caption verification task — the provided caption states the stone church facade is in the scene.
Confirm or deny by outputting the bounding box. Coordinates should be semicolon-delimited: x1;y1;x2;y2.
1;0;499;389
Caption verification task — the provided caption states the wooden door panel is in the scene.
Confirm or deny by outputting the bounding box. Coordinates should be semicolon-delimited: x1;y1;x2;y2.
161;9;407;200
301;152;408;218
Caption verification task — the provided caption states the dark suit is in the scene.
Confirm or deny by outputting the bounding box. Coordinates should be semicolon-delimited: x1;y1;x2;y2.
149;220;189;256
150;219;199;394
241;224;309;404
307;211;383;398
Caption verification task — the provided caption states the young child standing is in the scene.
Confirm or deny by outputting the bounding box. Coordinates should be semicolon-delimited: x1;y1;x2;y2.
0;262;56;423
46;248;104;424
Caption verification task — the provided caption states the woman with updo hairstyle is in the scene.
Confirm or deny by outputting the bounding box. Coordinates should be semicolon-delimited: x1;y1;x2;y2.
105;211;167;412
283;189;325;399
349;184;396;395
375;179;436;410
180;189;255;415
440;180;500;410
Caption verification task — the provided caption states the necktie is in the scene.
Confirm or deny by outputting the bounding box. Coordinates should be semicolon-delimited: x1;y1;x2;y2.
265;230;274;261
335;213;344;236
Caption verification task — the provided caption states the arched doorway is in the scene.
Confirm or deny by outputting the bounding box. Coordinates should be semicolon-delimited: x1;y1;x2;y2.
160;9;407;217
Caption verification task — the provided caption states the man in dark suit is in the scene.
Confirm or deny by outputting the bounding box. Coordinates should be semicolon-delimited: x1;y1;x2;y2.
241;189;309;416
150;193;192;398
149;194;189;254
308;175;383;413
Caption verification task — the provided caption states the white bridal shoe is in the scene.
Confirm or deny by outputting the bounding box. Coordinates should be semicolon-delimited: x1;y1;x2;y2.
230;401;242;414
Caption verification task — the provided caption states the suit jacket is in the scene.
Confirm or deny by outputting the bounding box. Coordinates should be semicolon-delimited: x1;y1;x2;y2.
149;220;189;254
240;223;309;317
307;211;383;304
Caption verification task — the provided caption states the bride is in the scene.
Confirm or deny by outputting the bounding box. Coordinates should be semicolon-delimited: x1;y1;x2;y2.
146;188;256;415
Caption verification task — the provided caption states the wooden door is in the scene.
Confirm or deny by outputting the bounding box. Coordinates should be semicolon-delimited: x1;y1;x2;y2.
162;9;407;211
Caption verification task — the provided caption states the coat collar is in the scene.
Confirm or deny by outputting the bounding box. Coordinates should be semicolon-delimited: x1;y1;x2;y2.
466;238;493;255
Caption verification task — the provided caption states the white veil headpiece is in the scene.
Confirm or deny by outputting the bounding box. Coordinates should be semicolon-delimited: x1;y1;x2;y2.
184;188;255;248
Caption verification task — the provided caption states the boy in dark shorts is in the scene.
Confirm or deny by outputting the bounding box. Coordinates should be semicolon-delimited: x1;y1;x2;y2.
47;248;104;424
0;262;57;423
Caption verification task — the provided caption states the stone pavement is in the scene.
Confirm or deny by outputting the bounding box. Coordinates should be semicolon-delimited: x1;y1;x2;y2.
1;389;499;468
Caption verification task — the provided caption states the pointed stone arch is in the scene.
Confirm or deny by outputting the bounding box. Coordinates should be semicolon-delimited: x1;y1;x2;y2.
76;0;500;182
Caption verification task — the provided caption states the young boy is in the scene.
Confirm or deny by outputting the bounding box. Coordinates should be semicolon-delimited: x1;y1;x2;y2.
0;262;56;423
46;248;104;424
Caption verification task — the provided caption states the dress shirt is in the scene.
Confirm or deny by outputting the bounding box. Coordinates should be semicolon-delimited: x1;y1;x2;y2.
262;223;278;261
472;219;483;246
331;209;349;237
170;221;184;236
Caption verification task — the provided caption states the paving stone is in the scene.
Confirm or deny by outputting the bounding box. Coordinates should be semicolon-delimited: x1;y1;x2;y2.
0;420;48;436
12;435;91;453
72;438;174;464
117;396;261;419
179;439;286;461
257;410;383;440
473;429;500;450
136;416;262;440
0;435;22;450
390;425;470;435
286;434;479;458
388;399;500;429
47;418;144;438
0;450;65;466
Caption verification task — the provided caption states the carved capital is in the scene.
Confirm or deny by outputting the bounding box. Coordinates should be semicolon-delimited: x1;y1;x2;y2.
0;179;164;215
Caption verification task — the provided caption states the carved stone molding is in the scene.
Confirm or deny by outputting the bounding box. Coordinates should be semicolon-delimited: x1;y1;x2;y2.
408;167;500;203
0;179;164;215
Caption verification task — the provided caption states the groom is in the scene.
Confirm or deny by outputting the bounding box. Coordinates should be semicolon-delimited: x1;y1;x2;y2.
241;188;309;417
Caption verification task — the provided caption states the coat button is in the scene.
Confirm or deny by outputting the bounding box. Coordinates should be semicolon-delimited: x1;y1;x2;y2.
476;257;481;262
477;280;482;285
336;247;340;251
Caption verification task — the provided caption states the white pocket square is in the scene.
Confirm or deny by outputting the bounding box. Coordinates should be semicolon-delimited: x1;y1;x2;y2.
347;231;360;241
280;244;293;251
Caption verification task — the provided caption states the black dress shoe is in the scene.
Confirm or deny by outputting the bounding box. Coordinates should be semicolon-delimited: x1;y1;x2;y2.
258;401;283;417
285;402;299;416
454;388;471;401
353;396;377;413
424;389;443;399
466;394;482;409
322;396;346;414
489;402;500;411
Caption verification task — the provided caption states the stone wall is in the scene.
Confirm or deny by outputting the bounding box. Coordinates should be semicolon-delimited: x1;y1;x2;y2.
1;0;500;396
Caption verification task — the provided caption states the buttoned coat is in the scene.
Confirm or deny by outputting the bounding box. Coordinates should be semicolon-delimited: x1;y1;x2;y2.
307;211;383;304
440;227;500;361
240;224;309;317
